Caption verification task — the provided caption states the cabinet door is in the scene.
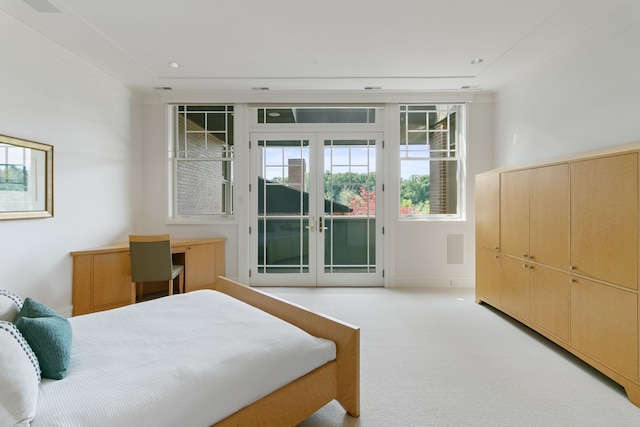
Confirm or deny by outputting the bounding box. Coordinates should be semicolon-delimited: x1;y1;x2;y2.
500;255;530;319
476;173;500;250
571;153;638;289
529;164;569;270
529;265;570;342
500;170;529;258
571;276;638;381
92;252;132;311
476;248;501;303
184;242;225;292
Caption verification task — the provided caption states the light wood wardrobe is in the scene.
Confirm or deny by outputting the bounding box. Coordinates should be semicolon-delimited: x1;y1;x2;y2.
476;142;640;407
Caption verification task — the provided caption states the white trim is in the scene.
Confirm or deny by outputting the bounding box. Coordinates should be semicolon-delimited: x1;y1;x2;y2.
160;90;478;105
390;277;475;288
383;104;399;288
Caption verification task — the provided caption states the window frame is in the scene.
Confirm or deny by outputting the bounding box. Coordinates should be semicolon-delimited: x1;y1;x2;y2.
398;103;466;222
167;104;235;224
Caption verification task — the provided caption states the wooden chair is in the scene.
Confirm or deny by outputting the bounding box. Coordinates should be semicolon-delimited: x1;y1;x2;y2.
129;234;184;303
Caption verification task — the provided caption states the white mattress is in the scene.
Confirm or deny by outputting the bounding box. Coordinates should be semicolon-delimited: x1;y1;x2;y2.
32;290;336;427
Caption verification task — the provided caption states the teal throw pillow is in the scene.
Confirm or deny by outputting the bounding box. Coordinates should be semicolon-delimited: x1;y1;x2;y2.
14;297;59;321
15;298;72;380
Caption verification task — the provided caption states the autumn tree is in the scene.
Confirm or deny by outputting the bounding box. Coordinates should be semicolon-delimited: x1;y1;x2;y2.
325;171;375;205
347;186;376;215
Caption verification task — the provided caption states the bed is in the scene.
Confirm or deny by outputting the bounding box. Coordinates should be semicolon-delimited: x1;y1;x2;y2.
0;277;360;426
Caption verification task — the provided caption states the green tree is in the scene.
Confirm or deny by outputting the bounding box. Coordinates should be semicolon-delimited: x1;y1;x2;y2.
324;171;375;203
400;175;430;214
401;174;429;204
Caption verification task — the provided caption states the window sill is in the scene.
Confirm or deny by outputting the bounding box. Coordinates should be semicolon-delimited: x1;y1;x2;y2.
166;215;236;225
399;214;466;222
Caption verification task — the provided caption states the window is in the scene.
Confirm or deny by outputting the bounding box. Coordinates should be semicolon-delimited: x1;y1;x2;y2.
399;104;463;219
168;105;234;220
256;107;377;124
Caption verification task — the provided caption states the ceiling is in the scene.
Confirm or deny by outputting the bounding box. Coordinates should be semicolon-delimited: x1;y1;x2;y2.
0;0;632;94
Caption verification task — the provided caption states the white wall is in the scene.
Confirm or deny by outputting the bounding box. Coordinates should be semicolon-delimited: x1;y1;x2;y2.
494;2;640;167
0;11;138;315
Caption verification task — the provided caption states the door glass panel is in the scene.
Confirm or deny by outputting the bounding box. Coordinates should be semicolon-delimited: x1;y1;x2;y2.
257;139;310;273
323;139;376;273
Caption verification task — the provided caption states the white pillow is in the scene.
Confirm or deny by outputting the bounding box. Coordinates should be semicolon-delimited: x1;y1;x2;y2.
0;321;41;427
0;290;23;322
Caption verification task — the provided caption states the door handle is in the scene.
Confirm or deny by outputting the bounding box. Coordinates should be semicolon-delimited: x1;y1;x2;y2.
306;216;315;232
318;217;328;233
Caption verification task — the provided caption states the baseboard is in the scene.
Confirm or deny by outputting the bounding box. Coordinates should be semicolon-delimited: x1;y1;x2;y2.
390;277;475;288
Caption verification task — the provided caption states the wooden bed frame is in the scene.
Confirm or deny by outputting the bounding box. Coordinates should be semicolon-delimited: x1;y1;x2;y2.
212;277;360;426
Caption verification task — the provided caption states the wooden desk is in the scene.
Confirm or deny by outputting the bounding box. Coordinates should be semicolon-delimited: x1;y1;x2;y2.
71;238;226;316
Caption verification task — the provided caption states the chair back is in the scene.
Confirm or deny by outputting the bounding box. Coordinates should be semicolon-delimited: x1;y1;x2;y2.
129;234;173;282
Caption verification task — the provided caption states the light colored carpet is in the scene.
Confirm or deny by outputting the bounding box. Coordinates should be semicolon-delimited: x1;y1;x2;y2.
261;287;640;427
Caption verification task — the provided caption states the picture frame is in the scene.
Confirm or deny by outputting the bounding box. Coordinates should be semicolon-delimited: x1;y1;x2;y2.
0;134;53;220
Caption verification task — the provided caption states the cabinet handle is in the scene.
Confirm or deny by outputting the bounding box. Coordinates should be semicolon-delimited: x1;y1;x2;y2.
494;246;499;250
569;265;575;271
569;278;576;283
522;264;528;268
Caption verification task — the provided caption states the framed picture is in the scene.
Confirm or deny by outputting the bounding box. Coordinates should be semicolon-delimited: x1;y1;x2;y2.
0;134;53;220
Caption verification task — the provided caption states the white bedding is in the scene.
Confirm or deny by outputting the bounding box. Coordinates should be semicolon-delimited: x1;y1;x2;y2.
32;290;336;427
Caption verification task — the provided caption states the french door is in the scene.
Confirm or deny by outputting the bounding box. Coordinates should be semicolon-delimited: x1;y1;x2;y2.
249;132;383;287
